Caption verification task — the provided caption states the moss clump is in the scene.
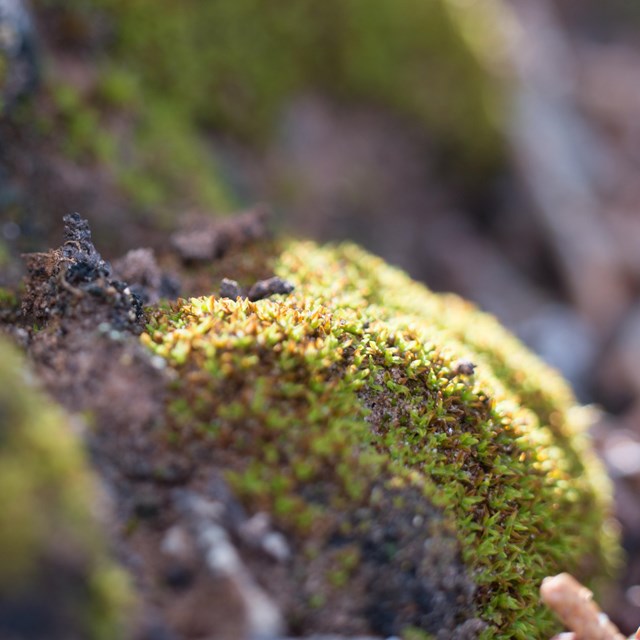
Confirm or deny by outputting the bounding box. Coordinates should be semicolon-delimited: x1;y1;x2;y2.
0;338;130;640
142;240;618;639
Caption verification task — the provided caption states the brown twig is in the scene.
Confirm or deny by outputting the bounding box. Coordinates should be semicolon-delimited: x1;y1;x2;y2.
541;573;626;640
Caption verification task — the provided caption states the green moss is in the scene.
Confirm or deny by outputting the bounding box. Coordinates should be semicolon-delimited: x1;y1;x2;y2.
0;338;131;639
0;54;7;109
143;240;618;639
34;0;503;215
404;628;436;640
118;101;233;214
46;77;232;216
94;65;142;110
0;287;18;311
50;82;114;162
102;0;499;156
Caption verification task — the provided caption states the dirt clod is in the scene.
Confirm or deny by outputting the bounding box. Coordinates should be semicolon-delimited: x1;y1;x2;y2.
452;359;476;376
171;207;269;264
114;248;180;305
219;275;294;302
247;276;295;302
20;212;144;332
220;278;243;299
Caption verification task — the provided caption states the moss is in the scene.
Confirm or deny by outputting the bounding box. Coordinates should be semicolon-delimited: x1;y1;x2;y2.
94;64;142;110
0;338;131;639
45;76;233;216
104;0;499;157
33;0;503;215
143;240;618;639
0;287;16;304
0;287;18;312
0;53;7;108
404;628;436;640
50;82;114;162
117;101;233;214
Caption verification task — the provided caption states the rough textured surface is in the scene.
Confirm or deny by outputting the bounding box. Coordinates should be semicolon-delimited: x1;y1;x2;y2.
20;211;143;331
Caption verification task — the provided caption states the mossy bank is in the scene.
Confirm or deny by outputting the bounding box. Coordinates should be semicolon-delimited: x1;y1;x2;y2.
18;0;501;217
141;240;619;639
0;338;130;640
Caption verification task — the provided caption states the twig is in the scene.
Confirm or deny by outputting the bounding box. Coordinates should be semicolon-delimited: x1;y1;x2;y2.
541;573;625;640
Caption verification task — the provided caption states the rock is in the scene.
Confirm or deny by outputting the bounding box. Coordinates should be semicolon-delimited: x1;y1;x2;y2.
247;276;294;302
174;491;284;639
171;208;269;264
114;248;180;305
220;277;243;300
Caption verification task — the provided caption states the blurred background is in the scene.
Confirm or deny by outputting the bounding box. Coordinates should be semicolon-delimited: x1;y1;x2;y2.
2;0;640;632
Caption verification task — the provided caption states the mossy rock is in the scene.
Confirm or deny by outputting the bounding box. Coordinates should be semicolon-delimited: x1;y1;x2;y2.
0;338;130;640
143;240;618;639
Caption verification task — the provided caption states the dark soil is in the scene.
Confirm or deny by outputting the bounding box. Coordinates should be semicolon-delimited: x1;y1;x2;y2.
3;213;282;639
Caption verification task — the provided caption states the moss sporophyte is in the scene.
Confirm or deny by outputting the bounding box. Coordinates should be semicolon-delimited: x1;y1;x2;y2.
142;240;618;639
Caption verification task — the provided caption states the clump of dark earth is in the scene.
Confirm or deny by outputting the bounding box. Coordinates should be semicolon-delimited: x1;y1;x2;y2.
220;275;294;302
20;211;144;332
329;484;484;639
0;212;484;640
114;248;180;305
170;206;268;264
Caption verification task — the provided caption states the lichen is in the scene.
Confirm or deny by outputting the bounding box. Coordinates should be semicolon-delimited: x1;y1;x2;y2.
0;337;131;640
142;240;618;639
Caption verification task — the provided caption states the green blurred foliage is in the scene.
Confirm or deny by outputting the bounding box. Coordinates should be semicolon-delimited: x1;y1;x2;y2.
34;0;502;213
0;339;131;639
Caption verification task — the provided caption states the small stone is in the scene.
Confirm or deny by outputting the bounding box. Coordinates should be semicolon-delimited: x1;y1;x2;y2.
220;278;243;299
113;248;167;305
171;228;221;263
262;532;290;563
452;359;476;376
247;277;295;302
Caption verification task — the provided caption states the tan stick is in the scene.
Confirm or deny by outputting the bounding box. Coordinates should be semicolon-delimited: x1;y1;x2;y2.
541;573;626;640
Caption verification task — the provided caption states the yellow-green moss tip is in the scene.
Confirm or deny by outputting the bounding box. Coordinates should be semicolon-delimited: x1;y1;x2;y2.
143;240;619;639
0;338;131;639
